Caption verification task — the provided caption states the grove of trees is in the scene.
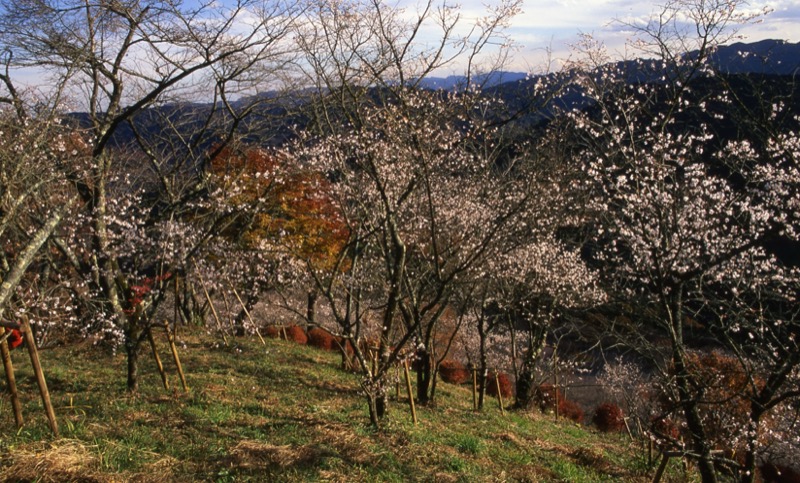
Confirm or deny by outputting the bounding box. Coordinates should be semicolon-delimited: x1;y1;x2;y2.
0;0;797;481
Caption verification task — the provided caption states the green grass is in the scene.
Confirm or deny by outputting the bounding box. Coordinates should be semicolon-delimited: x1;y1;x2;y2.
0;331;680;481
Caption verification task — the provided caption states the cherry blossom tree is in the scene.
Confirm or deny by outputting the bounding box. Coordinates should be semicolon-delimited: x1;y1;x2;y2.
562;2;798;480
0;91;82;335
0;0;303;389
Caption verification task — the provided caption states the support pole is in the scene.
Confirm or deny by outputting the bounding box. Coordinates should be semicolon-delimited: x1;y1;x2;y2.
403;359;417;424
652;452;674;483
192;259;228;346
21;318;58;437
495;373;505;416
0;326;23;427
231;286;266;345
163;321;189;393
173;276;180;337
147;328;169;390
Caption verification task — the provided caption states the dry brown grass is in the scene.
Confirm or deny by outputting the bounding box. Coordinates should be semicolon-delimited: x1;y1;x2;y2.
0;439;108;483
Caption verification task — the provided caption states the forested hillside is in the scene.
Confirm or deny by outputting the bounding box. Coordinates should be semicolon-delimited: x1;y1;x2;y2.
0;0;798;481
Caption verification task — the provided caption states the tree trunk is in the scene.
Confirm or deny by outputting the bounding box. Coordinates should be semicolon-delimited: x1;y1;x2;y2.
515;369;535;409
363;375;388;428
306;290;317;332
0;204;69;321
415;347;431;405
126;332;141;392
477;321;489;410
669;288;718;483
514;330;546;409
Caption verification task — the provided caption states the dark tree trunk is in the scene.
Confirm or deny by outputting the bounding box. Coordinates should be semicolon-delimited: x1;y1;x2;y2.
306;290;317;332
125;326;142;392
416;347;431;405
515;369;535;409
669;288;718;483
477;321;489;410
514;328;547;409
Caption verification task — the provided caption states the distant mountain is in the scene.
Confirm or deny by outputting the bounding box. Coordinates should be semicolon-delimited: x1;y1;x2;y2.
708;39;800;75
482;39;800;125
415;71;528;90
420;40;800;96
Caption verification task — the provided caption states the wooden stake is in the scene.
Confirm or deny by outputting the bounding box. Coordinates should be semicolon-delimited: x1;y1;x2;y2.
21;318;58;437
147;328;169;390
495;373;505;416
652;452;672;483
173;276;180;337
220;289;237;334
0;326;23;427
163;321;189;392
231;286;266;345
192;259;228;346
403;359;417;424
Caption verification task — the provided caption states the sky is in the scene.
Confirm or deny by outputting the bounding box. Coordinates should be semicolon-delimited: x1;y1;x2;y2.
442;0;800;73
7;0;799;95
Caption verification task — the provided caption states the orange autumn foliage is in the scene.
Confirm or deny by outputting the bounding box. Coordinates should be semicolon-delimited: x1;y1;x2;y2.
209;146;349;271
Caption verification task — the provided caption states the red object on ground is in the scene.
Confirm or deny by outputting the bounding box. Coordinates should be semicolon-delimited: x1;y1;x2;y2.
7;328;23;349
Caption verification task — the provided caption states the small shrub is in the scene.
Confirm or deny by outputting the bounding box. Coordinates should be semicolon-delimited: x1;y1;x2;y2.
264;326;283;339
593;402;625;432
558;398;584;423
307;328;336;351
283;325;308;344
485;372;513;399
439;359;470;384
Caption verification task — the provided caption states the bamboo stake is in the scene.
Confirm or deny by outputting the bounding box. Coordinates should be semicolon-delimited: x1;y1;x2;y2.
403;359;417;424
220;289;237;334
495;373;505;416
192;259;228;346
21;318;58;437
0;327;23;427
147;328;169;390
173;276;180;337
395;364;400;399
230;285;266;345
164;321;189;392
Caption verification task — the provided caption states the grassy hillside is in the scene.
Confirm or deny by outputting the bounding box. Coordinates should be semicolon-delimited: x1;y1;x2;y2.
0;330;685;482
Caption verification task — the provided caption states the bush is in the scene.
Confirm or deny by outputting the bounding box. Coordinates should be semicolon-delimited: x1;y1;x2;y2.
558;398;584;423
485;372;513;399
283;325;308;344
264;326;283;339
593;402;625;432
438;359;470;384
307;328;336;351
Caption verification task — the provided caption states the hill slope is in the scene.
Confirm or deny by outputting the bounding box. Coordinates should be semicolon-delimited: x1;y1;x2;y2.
0;331;676;482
